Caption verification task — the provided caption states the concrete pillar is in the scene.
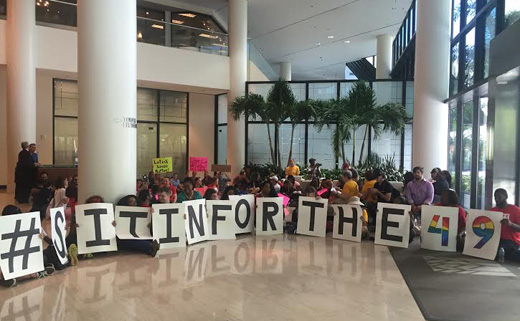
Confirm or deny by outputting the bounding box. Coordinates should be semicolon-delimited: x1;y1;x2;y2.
227;0;248;176
376;34;393;79
412;0;451;172
6;0;36;194
280;61;292;81
77;0;137;203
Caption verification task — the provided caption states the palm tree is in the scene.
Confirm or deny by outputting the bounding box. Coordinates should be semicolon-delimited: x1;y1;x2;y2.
286;100;316;166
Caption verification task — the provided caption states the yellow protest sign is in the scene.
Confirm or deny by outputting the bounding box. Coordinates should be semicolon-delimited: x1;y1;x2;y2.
152;157;172;174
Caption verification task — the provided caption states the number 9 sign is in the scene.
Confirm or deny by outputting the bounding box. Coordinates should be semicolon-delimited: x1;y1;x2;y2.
463;210;503;260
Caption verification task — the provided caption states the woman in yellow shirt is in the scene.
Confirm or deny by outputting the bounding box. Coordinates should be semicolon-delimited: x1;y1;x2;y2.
285;159;300;177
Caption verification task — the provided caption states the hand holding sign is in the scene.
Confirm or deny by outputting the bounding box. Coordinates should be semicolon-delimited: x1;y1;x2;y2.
50;207;69;265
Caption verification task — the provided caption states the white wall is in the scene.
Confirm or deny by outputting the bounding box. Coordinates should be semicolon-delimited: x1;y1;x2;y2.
189;93;215;165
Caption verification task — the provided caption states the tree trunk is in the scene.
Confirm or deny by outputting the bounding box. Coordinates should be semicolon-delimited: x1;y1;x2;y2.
341;142;346;165
352;129;356;167
266;123;276;165
358;126;369;165
287;125;295;167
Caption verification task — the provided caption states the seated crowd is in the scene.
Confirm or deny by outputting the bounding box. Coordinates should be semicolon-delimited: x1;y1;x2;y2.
1;160;520;288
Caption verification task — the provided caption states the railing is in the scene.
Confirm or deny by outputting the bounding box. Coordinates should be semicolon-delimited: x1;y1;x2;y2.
0;0;230;56
392;0;417;68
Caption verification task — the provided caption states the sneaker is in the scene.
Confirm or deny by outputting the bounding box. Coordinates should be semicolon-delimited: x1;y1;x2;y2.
0;278;16;288
45;264;55;275
37;271;47;278
68;244;79;266
150;240;160;257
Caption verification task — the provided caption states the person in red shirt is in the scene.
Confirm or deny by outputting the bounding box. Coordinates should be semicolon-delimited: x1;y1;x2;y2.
161;177;177;203
491;188;520;262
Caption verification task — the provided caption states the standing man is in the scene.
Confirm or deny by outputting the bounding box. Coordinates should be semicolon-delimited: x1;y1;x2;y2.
15;142;38;204
491;188;520;262
29;143;39;165
405;166;434;219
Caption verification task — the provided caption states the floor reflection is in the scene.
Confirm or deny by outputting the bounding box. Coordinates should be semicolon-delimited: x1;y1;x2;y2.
0;235;424;321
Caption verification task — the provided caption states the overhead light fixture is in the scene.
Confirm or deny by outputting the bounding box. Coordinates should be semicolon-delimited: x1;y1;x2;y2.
151;24;164;29
344;40;351;43
146;11;149;15
137;32;143;39
328;35;334;39
171;19;184;25
199;33;219;39
179;13;196;18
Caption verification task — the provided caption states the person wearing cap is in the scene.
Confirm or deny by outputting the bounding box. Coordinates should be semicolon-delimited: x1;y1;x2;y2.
270;175;281;193
285;159;300;177
370;169;395;203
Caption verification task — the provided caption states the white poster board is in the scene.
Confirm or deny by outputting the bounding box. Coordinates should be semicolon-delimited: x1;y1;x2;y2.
206;200;236;240
374;203;411;249
50;207;69;265
115;206;152;240
229;194;255;234
297;197;328;238
421;206;459;252
463;210;502;260
75;203;118;255
0;212;44;280
184;199;210;245
255;197;284;236
152;203;186;249
332;205;363;243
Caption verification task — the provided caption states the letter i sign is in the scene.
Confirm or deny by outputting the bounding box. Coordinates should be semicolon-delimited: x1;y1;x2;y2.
421;206;459;252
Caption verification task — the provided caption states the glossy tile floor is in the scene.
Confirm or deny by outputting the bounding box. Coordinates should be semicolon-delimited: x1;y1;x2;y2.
0;193;425;321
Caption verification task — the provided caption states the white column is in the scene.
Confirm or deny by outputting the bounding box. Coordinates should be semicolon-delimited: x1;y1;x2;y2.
6;0;36;194
376;34;393;79
412;0;451;172
77;0;137;203
227;0;248;176
280;61;292;81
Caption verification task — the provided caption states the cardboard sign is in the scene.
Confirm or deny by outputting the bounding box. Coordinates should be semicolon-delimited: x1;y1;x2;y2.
189;157;208;172
206;200;236;241
115;206;152;240
76;203;118;255
374;203;411;249
332;205;363;243
184;199;210;245
153;157;173;174
229;194;255;234
0;212;44;280
421;206;459;252
50;207;69;265
278;193;290;207
297;197;328;238
463;210;503;260
256;197;284;236
211;164;232;172
152;204;186;249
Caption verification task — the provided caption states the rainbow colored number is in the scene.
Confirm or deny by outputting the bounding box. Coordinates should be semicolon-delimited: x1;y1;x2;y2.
472;216;494;249
427;215;450;246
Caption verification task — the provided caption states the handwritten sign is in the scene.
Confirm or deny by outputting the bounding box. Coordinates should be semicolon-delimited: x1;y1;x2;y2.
153;157;172;174
190;157;208;172
211;164;232;172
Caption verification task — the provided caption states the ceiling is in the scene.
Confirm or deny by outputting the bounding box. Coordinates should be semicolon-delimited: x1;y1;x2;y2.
162;0;413;80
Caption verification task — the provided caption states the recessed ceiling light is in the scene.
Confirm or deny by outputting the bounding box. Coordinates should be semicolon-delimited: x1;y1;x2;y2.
328;35;334;39
179;13;197;18
344;40;351;43
171;19;184;25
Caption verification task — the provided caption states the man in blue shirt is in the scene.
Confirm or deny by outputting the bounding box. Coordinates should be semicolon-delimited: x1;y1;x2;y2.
29;143;40;165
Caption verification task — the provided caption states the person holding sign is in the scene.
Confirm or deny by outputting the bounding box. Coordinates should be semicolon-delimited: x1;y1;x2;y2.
491;189;520;262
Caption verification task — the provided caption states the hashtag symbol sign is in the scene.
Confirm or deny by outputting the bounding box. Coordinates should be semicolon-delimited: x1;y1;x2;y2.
1;218;40;274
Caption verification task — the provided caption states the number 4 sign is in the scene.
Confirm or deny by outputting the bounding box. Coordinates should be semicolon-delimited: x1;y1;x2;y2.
421;206;459;252
463;210;503;260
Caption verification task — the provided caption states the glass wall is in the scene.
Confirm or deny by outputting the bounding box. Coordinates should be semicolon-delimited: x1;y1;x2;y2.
236;80;413;172
53;80;188;178
392;0;417;67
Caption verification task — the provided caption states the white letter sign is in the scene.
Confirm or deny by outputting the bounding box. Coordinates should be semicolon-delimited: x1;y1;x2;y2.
297;197;328;238
463;210;502;260
332;205;363;243
76;203;118;255
256;198;284;236
375;203;411;249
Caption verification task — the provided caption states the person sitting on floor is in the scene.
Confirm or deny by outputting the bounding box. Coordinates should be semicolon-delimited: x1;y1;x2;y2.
491;188;520;263
338;170;359;203
204;189;219;200
176;178;202;203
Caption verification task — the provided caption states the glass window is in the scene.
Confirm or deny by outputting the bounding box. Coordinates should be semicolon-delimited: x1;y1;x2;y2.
159;123;188;176
464;28;475;88
404;124;413;172
450;43;460;96
217;125;227;165
248;123;275;165
448;105;458;182
217;94;228;124
248;83;273;99
137;88;158;122
452;0;462;38
461;100;473;207
339;82;355;98
279;124;306;166
343;126;368;167
54;117;78;166
54;79;78;117
483;8;496;79
373;81;403;105
137;123;158;178
0;0;6;16
505;0;520;28
137;7;165;46
171;11;224;33
308;83;337;100
466;0;477;24
477;97;488;209
370;129;402;169
36;0;77;27
405;81;414;117
290;83;306;102
160;91;187;123
308;125;337;170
